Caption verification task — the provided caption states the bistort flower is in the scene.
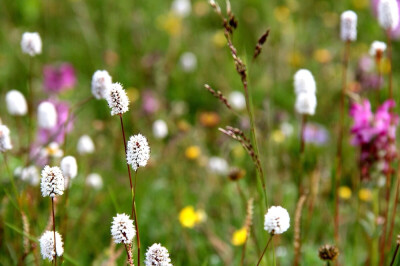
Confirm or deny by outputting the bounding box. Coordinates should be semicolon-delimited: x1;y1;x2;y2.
0;125;13;152
153;119;168;139
39;231;64;261
106;82;129;116
86;173;103;190
378;0;400;30
91;70;112;99
111;213;136;244
40;166;64;197
126;134;150;171
369;41;387;57
60;156;78;179
295;92;317;115
21;32;42;56
340;10;357;42
38;102;57;130
294;69;316;95
144;243;173;266
77;135;95;154
264;206;290;235
6;90;28;116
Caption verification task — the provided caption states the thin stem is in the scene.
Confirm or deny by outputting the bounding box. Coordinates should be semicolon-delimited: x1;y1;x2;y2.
124;244;134;266
386;30;393;100
51;197;57;266
300;115;307;155
376;55;382;105
257;234;273;266
118;114;133;190
26;58;33;165
390;243;400;266
334;40;350;244
388;162;400;249
132;171;141;266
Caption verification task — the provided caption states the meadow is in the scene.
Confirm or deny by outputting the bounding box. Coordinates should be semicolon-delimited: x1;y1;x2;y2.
1;0;400;265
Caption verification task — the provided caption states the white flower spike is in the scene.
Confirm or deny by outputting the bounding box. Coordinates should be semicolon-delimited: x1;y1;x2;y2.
111;213;136;244
126;134;150;171
153;119;168;139
378;0;400;30
91;70;112;99
21;32;42;56
369;41;387;57
295;92;317;116
264;206;290;235
60;156;78;179
145;243;173;266
340;10;357;42
77;135;95;155
6;90;28;116
39;231;64;261
37;102;57;129
0;125;13;152
106;82;129;116
40;166;64;197
294;69;316;95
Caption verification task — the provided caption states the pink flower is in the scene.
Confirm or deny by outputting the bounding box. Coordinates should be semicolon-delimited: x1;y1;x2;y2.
43;63;76;93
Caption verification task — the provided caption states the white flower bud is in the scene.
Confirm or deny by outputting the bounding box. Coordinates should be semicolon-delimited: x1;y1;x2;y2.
21;32;42;56
0;125;12;152
91;70;112;99
294;69;316;95
145;243;173;266
6;90;28;116
106;83;129;116
295;92;317;116
369;41;387;57
39;231;64;261
86;173;103;190
126;134;150;171
340;10;357;42
77;135;95;155
378;0;400;30
60;156;78;179
37;102;57;129
40;166;64;198
111;213;136;244
153;119;168;139
264;206;290;235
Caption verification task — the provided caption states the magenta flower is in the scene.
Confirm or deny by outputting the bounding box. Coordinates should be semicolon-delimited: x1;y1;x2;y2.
350;99;398;180
43;63;76;93
37;100;73;145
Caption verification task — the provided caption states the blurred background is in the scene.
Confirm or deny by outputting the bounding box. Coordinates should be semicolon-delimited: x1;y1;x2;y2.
1;0;400;265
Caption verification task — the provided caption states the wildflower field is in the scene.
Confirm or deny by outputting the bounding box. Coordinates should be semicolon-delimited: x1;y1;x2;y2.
2;0;400;265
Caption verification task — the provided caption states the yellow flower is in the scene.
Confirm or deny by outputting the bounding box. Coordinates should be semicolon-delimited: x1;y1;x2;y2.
212;30;227;48
179;206;202;228
157;13;183;36
185;146;200;160
274;6;291;23
339;186;352;200
271;130;285;143
313;49;332;64
232;227;247;246
359;188;372;202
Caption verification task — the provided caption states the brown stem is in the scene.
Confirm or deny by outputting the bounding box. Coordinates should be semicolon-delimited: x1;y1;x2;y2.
386;30;393;100
376;56;382;104
118;114;133;190
257;234;273;266
300;115;307;154
51;198;57;266
334;40;350;244
294;195;307;266
124;244;134;266
390;243;400;266
388;162;400;250
132;171;141;266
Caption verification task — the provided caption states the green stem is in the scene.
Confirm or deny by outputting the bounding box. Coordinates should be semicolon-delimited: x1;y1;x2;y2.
257;234;274;266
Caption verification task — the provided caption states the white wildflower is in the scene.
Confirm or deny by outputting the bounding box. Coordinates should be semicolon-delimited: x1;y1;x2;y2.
106;82;129;116
126;134;150;171
86;173;103;190
340;10;357;42
39;231;64;261
145;243;173;266
111;213;136;244
0;125;12;152
378;0;400;30
179;52;197;72
153;119;168;139
37;102;57;129
171;0;191;17
5;90;28;116
77;135;95;155
264;206;290;235
208;156;229;175
40;166;64;197
293;69;316;95
60;156;78;179
295;92;317;116
228;91;246;111
369;41;387;57
91;70;112;99
21;32;42;56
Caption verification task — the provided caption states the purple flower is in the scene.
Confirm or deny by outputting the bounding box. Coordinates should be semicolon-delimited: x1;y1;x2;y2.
142;90;160;114
43;63;76;93
303;123;329;145
350;99;398;180
37;100;73;145
356;56;384;91
371;0;400;39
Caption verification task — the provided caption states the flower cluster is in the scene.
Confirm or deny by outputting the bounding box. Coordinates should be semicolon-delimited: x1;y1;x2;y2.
378;0;399;30
350;99;399;181
106;83;129;116
43;63;76;93
294;69;317;115
340;10;357;42
21;32;42;56
39;231;64;261
126;134;150;171
40;166;65;197
6;90;27;116
91;70;112;99
264;206;290;235
111;213;136;244
0;125;13;152
144;243;173;266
